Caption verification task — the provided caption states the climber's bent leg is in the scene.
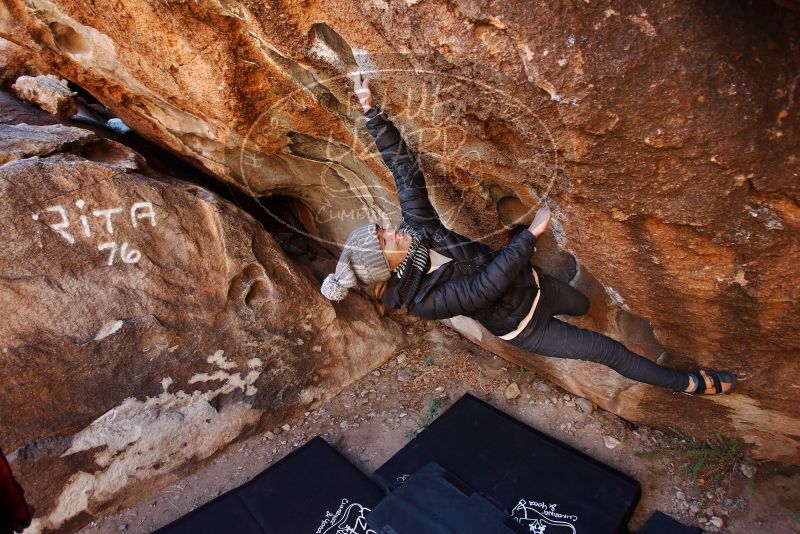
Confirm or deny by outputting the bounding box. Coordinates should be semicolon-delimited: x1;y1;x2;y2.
537;272;589;317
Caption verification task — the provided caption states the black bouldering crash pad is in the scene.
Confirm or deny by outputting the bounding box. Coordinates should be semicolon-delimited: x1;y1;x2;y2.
374;394;641;534
637;511;702;534
155;437;383;534
366;461;526;533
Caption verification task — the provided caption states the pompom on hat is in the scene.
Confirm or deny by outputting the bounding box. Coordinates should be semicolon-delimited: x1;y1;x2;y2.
321;223;392;301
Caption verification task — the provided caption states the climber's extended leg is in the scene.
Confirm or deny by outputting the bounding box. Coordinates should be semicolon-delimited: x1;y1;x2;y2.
513;316;691;391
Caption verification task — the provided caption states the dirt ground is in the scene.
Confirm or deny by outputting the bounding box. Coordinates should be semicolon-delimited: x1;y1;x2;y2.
80;316;800;534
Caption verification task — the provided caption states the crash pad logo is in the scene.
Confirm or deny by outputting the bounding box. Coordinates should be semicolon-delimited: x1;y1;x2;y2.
317;498;375;534
511;499;578;534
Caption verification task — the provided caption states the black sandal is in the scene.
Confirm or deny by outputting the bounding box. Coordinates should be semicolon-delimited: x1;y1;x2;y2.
684;369;736;396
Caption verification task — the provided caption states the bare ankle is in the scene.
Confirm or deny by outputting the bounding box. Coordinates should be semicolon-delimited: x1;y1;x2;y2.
684;374;697;393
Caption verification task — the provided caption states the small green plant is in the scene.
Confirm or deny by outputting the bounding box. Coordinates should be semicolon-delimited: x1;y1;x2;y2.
516;365;534;376
637;433;755;492
405;397;445;440
416;334;428;345
421;355;433;368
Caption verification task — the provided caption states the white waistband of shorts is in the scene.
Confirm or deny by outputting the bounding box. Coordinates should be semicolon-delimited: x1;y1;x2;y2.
498;267;540;341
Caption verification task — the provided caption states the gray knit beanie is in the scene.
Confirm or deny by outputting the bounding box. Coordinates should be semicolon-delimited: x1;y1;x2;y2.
321;223;392;301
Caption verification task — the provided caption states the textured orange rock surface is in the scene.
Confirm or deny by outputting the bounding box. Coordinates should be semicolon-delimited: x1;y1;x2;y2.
0;93;402;532
1;0;798;484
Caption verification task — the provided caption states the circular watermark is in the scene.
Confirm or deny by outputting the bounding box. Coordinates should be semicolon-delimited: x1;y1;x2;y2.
226;52;559;255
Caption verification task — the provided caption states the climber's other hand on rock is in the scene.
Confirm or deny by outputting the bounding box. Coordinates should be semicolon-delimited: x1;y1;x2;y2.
527;206;551;237
350;71;373;112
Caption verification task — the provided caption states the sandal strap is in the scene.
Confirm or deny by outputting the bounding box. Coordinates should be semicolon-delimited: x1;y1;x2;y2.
695;370;720;394
707;371;723;394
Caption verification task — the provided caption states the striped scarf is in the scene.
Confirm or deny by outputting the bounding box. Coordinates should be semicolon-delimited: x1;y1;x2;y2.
394;221;431;308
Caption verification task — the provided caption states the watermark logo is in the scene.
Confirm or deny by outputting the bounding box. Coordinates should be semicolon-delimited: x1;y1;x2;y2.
226;52;559;252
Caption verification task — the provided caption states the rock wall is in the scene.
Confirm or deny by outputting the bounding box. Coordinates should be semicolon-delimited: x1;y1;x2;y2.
0;93;403;532
1;0;798;500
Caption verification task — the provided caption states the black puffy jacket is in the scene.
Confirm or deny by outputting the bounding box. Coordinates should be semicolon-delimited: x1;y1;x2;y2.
365;108;540;337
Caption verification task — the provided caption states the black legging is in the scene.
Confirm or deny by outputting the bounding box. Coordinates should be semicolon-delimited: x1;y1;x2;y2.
509;271;690;391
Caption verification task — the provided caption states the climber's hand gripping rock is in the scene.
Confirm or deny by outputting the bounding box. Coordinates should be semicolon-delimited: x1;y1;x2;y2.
350;71;373;112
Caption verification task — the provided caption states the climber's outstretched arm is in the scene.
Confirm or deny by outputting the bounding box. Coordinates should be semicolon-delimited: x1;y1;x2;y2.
352;73;441;229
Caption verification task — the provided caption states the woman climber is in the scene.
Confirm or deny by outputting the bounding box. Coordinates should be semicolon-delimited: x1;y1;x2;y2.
320;73;736;397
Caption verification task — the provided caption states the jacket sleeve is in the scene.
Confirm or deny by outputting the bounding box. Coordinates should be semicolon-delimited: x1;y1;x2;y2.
364;108;441;228
408;229;537;320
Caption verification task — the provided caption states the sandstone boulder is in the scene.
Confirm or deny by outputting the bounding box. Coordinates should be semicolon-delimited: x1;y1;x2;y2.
0;122;94;163
1;0;798;466
12;74;76;119
0;95;403;532
0;37;39;82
